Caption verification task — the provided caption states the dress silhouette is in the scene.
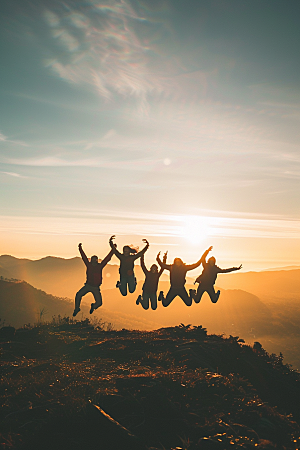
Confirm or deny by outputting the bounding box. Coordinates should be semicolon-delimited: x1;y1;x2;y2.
109;235;149;296
136;252;167;310
157;254;202;306
73;243;114;316
192;246;242;303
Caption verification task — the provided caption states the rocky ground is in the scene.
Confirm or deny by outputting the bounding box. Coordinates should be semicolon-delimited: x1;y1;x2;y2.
1;319;300;450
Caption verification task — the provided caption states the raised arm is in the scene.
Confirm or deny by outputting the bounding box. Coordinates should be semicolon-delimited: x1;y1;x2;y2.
156;251;171;271
99;248;115;268
218;264;242;274
158;251;168;276
186;246;213;271
78;243;89;266
185;259;202;271
109;235;122;260
140;254;148;274
134;239;150;259
200;246;213;269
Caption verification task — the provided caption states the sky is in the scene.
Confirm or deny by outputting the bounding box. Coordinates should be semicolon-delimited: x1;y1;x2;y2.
0;0;300;270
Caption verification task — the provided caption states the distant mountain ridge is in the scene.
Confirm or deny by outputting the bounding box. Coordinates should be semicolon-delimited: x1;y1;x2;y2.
1;254;299;302
0;277;274;338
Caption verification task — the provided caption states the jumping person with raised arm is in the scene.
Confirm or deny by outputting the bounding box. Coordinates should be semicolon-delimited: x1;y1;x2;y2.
191;246;242;304
73;242;115;317
109;235;149;296
136;251;167;310
157;253;202;307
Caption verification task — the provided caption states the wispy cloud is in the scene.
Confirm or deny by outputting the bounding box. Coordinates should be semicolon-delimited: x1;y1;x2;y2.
0;171;28;179
0;210;298;240
3;155;163;170
42;1;173;113
0;132;28;147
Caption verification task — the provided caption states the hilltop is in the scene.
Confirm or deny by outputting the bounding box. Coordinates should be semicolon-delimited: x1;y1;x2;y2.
1;321;300;449
2;277;300;369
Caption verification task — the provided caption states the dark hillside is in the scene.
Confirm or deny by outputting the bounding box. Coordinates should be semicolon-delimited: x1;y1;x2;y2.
0;279;159;330
0;280;73;327
1;321;300;449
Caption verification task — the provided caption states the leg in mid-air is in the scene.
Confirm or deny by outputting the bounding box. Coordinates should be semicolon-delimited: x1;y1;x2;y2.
177;287;192;306
194;283;206;304
149;292;157;310
158;290;164;302
127;275;137;293
137;291;151;310
73;284;91;316
162;288;179;307
206;286;220;303
118;276;128;296
89;288;103;314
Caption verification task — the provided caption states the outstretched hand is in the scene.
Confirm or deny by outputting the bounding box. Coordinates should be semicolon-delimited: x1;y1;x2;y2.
237;264;242;270
142;238;149;245
208;246;213;252
78;243;82;249
109;235;115;243
163;251;168;263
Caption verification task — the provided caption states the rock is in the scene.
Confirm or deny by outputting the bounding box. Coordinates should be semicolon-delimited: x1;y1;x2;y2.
86;402;146;450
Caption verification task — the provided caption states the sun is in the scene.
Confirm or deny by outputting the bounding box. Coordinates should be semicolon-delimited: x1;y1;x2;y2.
181;216;209;244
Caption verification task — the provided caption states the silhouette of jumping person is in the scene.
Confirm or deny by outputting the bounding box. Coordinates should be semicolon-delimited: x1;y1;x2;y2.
191;246;242;304
73;242;115;317
109;235;149;296
136;251;167;310
157;254;202;306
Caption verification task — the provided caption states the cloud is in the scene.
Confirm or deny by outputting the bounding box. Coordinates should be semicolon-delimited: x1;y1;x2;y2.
3;155;163;169
0;132;28;147
5;208;297;240
0;171;28;179
41;1;173;113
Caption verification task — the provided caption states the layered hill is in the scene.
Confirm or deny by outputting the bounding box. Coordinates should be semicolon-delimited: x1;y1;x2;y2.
0;278;271;336
0;254;149;298
215;268;300;301
1;255;299;304
0;280;158;330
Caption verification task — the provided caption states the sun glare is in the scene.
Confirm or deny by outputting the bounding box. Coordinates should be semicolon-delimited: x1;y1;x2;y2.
181;216;209;244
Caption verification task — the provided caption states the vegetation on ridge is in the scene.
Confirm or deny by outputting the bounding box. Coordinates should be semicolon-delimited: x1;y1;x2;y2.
1;319;300;449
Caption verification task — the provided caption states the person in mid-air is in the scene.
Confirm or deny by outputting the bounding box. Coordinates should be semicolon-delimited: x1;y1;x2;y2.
191;246;242;304
109;235;149;296
157;253;203;307
136;251;167;310
73;242;115;317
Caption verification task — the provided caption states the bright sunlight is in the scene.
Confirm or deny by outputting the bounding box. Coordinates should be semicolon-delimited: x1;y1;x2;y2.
181;216;209;244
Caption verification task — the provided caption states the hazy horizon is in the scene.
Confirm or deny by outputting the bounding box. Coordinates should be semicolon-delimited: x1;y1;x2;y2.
1;252;300;273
